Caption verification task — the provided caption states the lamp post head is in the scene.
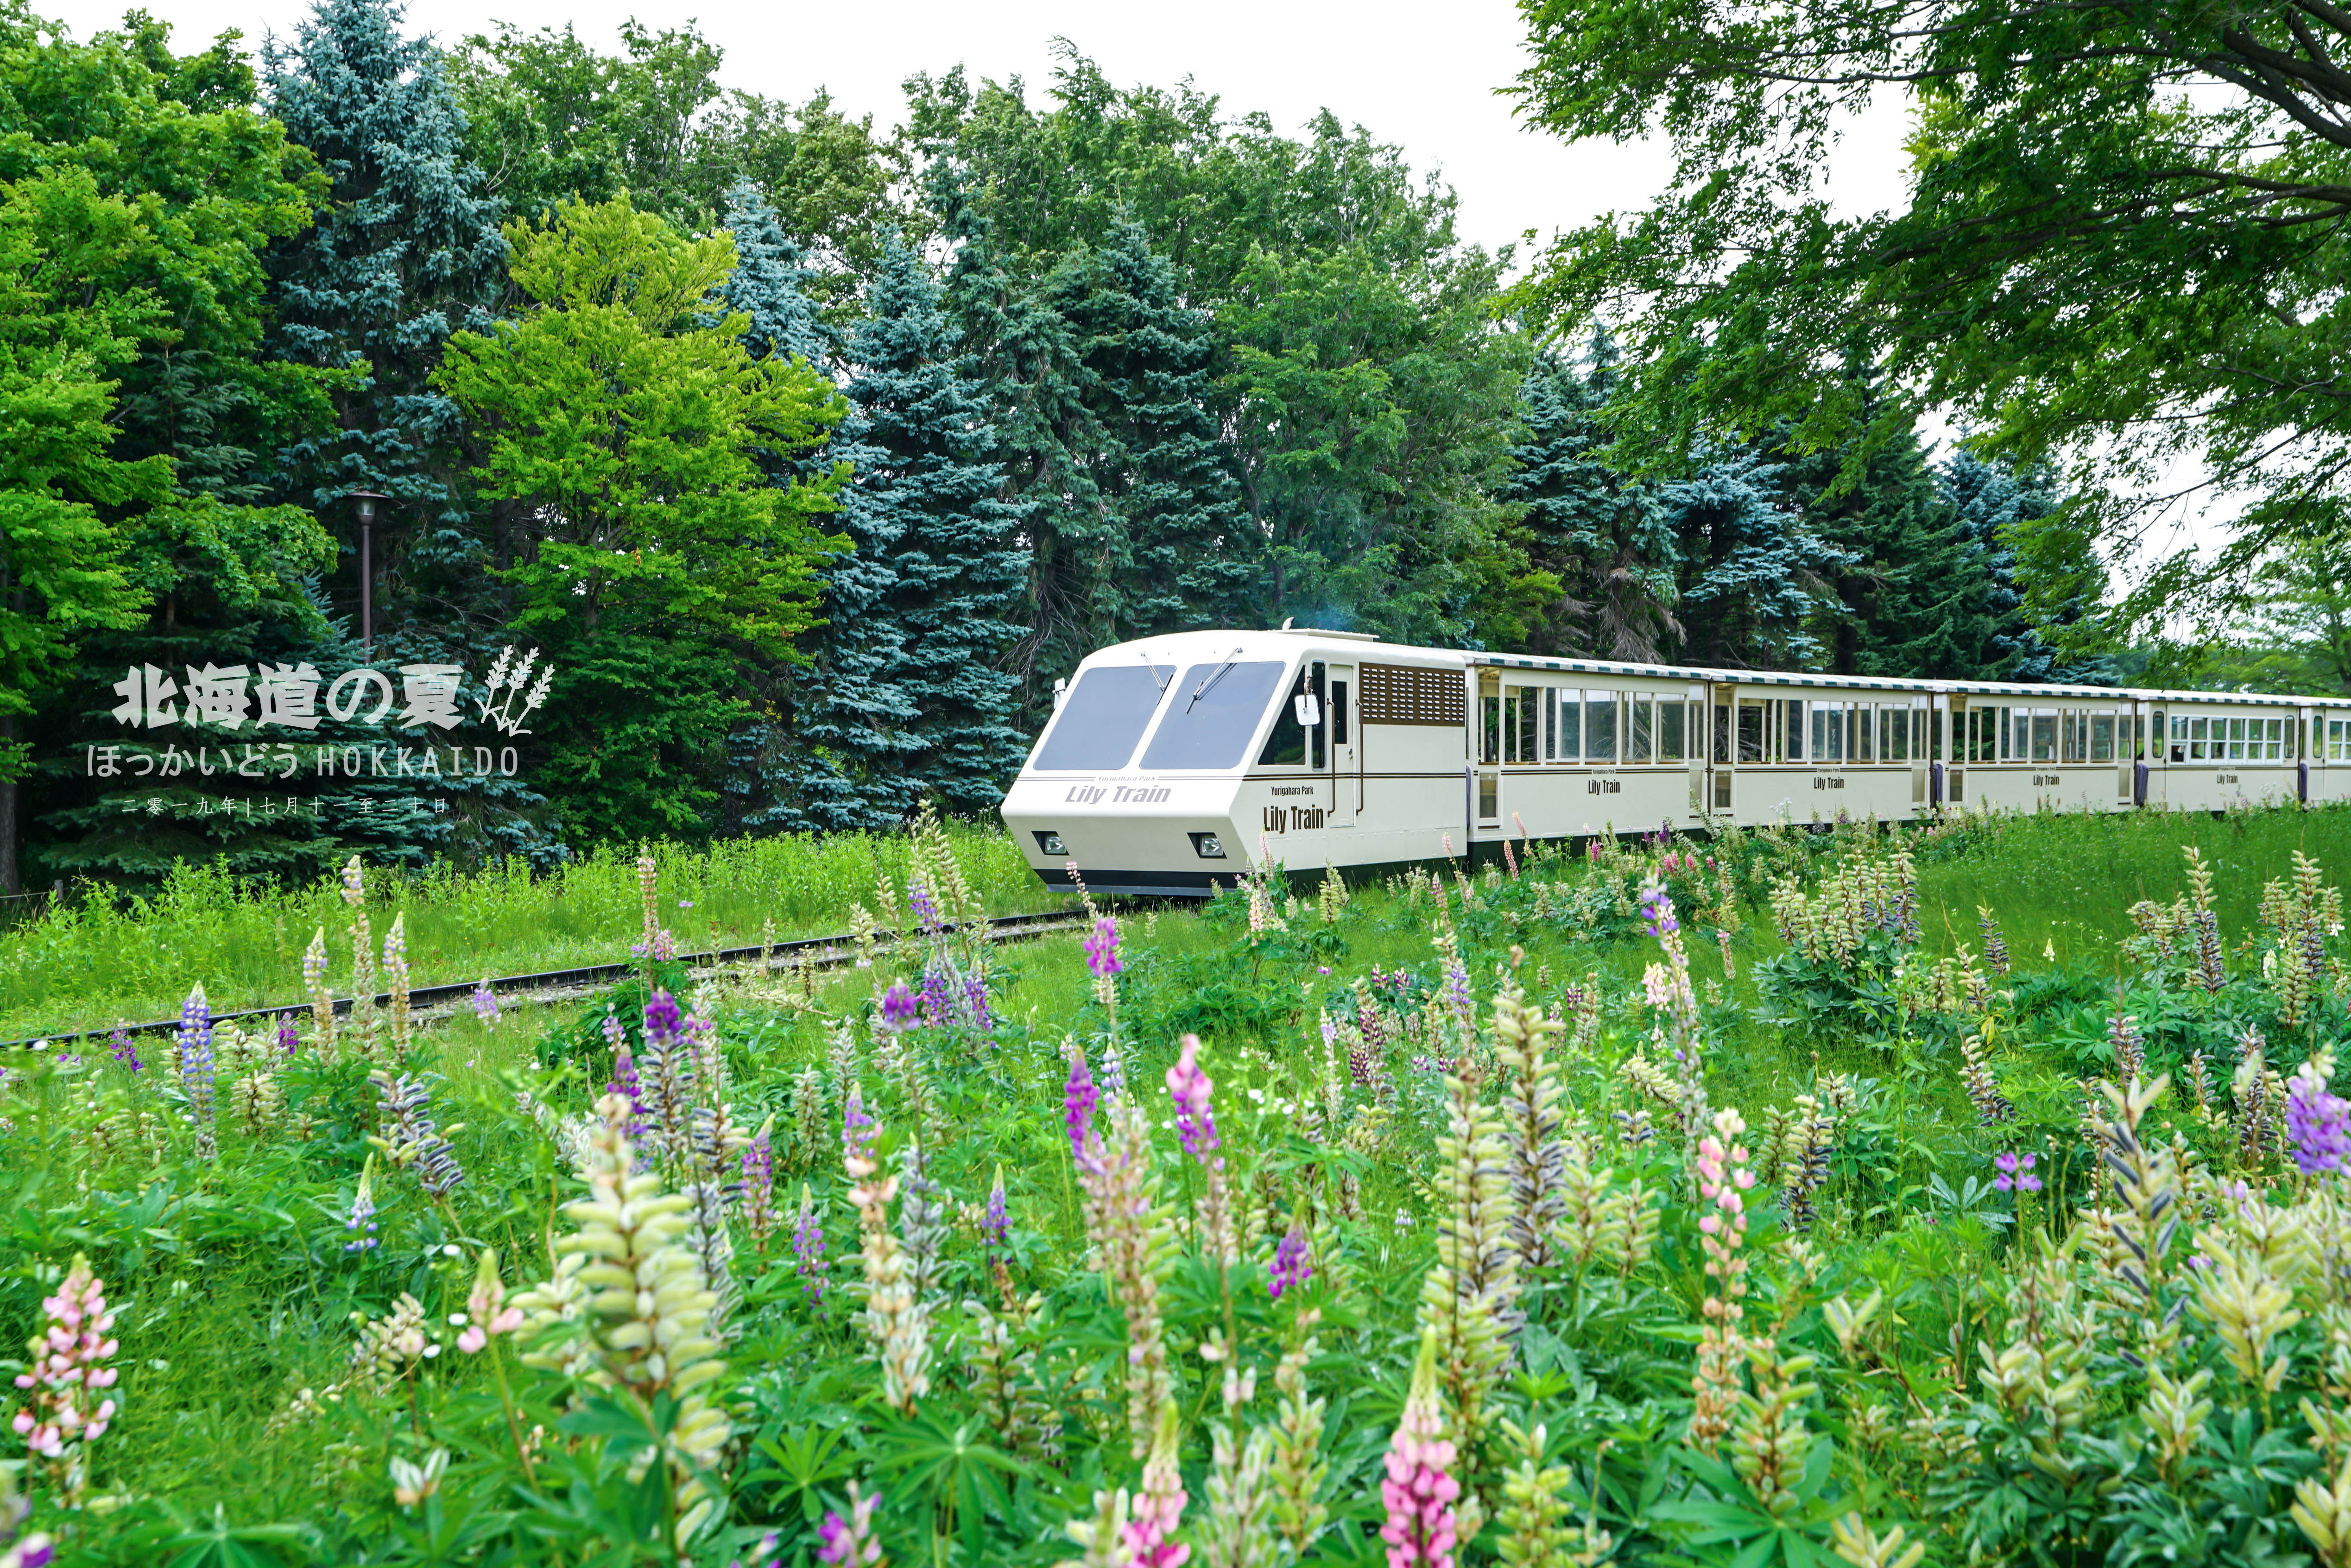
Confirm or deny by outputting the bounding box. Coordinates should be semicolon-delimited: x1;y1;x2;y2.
347;489;389;526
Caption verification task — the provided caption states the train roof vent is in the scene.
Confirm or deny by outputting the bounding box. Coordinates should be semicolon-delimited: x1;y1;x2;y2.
1273;626;1382;641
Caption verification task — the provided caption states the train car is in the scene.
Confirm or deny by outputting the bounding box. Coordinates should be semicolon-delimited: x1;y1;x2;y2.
999;627;2346;897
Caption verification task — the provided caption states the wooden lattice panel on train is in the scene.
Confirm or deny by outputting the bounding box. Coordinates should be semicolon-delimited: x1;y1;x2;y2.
1361;663;1465;727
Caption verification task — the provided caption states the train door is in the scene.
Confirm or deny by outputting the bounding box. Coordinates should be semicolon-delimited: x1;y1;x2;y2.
1474;668;1501;833
1327;663;1358;827
1685;685;1707;818
2109;704;2133;806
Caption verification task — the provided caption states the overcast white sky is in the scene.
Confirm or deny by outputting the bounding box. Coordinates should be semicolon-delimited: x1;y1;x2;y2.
53;0;1918;261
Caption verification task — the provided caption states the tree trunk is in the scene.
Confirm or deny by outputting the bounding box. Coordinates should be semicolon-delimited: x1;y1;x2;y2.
0;712;19;895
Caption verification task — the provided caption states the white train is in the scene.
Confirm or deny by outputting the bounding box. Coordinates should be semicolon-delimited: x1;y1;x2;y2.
999;627;2351;897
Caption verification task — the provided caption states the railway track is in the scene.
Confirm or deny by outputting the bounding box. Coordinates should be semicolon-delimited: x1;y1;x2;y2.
6;907;1091;1051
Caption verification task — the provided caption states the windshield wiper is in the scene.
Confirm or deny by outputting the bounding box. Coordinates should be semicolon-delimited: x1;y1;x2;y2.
1140;650;1170;694
1188;648;1245;712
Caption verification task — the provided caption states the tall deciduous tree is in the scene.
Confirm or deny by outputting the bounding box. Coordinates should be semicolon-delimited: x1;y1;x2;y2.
0;8;340;889
433;195;846;840
1507;0;2351;607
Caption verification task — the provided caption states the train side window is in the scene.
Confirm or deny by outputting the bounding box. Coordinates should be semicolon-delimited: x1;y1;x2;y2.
2264;718;2283;761
1555;689;1580;761
1713;703;1731;765
1781;699;1805;762
1517;688;1539;762
1812;701;1844;763
1885;706;1909;763
1855;705;1873;762
1258;682;1310;767
1329;677;1349;747
2092;715;2114;762
1542;688;1555;760
1630;698;1654;763
1660;700;1686;762
2333;718;2351;760
1479;693;1500;766
1736;701;1765;764
1586;692;1618;762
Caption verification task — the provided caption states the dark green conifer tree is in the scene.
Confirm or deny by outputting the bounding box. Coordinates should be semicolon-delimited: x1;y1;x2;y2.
1043;220;1258;659
1784;422;2007;679
1941;449;2116;683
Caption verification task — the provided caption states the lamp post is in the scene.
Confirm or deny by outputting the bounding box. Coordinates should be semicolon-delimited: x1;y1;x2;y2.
348;490;388;652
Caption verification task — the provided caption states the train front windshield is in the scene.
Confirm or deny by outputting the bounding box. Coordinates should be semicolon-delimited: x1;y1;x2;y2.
1141;661;1289;770
1031;664;1175;770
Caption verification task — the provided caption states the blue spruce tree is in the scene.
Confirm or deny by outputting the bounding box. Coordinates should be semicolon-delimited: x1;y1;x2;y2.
1661;446;1847;669
834;235;1028;816
264;0;507;582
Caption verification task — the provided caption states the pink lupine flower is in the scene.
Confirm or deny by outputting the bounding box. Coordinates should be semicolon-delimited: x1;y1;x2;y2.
10;1254;120;1486
1124;1409;1191;1567
1380;1330;1459;1568
454;1249;524;1354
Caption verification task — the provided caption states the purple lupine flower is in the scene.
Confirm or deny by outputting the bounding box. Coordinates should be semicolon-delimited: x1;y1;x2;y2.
109;1024;140;1073
962;975;993;1031
1270;1225;1313;1299
277;1016;301;1057
1064;1047;1099;1164
1085;916;1122;979
918;966;952;1028
344;1161;380;1253
177;983;215;1133
1443;960;1472;1020
607;1043;646;1140
877;981;922;1034
791;1184;826;1305
1992;1151;2042;1193
1638;878;1679;940
600;1012;623;1052
1165;1033;1219;1159
816;1486;882;1565
984;1164;1010;1263
842;1085;877;1167
471;979;500;1024
2289;1064;2351;1175
642;989;685;1047
909;877;942;933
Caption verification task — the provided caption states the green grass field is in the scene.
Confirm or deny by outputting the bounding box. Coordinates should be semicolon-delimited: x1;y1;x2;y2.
3;802;2349;1568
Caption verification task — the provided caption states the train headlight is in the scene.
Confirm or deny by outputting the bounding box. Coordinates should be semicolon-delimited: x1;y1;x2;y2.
1189;831;1227;859
1034;831;1066;856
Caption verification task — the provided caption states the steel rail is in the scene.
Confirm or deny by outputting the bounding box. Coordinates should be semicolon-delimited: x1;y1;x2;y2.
4;907;1088;1051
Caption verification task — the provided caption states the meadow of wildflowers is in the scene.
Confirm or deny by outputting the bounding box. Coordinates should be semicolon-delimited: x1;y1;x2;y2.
2;804;2351;1568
